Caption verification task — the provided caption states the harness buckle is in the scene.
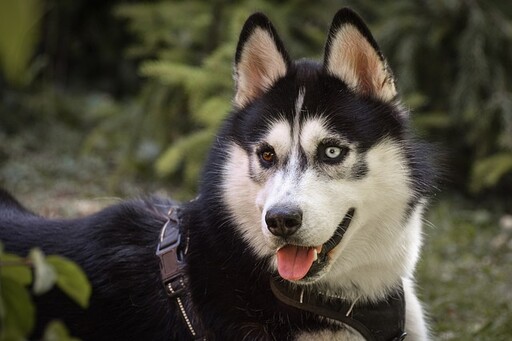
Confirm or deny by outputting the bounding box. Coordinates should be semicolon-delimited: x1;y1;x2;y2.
156;210;186;295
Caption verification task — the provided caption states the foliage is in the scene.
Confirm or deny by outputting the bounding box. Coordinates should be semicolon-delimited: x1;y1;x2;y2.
0;0;43;87
470;153;512;193
2;0;511;196
0;244;90;341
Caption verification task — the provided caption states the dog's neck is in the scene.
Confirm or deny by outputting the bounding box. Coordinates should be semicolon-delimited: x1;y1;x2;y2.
317;265;405;303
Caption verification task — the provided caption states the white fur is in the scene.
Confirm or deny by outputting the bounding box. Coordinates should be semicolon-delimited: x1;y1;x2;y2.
293;87;305;143
221;90;429;339
317;140;417;299
222;143;271;258
264;120;293;160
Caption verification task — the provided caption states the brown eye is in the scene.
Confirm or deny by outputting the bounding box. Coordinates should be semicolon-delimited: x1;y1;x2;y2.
261;151;274;163
258;145;276;168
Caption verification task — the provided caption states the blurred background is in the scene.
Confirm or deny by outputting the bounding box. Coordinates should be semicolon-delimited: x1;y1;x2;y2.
0;0;510;339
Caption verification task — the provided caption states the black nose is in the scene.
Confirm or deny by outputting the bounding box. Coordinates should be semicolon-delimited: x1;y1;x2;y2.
265;206;302;237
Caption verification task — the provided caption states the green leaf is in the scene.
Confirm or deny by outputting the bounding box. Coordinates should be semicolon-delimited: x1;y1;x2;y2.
0;0;44;87
140;61;206;88
1;277;35;339
29;248;57;295
403;92;429;109
0;253;32;286
0;281;4;322
194;97;230;127
155;129;213;177
47;256;91;309
412;111;452;130
470;153;512;193
43;320;81;341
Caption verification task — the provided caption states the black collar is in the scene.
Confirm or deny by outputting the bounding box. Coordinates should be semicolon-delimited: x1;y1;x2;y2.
270;276;407;341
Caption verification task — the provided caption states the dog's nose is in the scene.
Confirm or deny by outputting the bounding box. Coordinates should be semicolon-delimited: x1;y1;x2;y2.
265;206;302;237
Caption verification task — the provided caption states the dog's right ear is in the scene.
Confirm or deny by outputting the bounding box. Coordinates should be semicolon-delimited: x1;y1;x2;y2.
234;13;290;108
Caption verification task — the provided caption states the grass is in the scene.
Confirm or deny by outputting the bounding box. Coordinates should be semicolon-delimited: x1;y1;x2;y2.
419;196;512;340
1;124;511;340
0;122;172;216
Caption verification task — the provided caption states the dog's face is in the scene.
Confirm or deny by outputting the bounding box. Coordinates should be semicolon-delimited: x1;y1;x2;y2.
220;9;421;286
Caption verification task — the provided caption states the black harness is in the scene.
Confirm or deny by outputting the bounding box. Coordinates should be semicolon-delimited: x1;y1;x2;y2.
270;277;407;341
156;206;407;340
156;206;208;340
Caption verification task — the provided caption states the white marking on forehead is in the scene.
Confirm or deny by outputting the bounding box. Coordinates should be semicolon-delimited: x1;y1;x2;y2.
300;117;332;155
289;87;306;169
293;88;306;143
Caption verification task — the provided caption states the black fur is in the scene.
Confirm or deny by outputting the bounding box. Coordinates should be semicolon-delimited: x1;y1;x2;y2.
0;8;436;340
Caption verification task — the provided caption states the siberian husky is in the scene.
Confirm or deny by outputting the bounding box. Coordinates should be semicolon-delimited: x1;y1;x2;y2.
0;8;435;340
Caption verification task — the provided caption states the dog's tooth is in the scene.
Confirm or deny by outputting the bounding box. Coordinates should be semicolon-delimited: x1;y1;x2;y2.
313;248;318;261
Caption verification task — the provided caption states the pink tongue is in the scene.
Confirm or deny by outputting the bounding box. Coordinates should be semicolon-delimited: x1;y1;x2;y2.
277;245;315;281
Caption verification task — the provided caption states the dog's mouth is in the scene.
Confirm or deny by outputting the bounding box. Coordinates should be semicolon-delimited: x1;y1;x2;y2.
275;208;355;282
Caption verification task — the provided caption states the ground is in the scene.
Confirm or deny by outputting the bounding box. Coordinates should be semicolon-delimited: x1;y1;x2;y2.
1;124;511;340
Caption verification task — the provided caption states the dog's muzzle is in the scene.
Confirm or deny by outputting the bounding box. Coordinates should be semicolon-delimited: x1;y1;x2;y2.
275;208;356;282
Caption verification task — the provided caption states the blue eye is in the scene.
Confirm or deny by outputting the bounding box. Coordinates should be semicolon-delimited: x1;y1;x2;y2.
325;146;342;159
319;144;348;164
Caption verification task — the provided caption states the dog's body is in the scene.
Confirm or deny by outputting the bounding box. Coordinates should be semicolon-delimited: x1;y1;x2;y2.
0;9;435;340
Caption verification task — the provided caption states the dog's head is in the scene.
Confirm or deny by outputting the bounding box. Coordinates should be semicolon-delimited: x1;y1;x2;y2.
215;9;431;289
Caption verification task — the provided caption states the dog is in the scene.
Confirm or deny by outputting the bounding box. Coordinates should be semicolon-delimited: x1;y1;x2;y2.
0;8;436;340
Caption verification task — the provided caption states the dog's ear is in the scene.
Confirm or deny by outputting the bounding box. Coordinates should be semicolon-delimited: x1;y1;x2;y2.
234;13;290;108
323;8;397;102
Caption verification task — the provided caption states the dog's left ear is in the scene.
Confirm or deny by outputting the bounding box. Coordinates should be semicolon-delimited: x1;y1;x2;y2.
234;13;291;108
324;8;397;102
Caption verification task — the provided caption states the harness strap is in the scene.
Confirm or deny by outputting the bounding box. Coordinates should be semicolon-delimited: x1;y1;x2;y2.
156;207;208;341
270;277;407;341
